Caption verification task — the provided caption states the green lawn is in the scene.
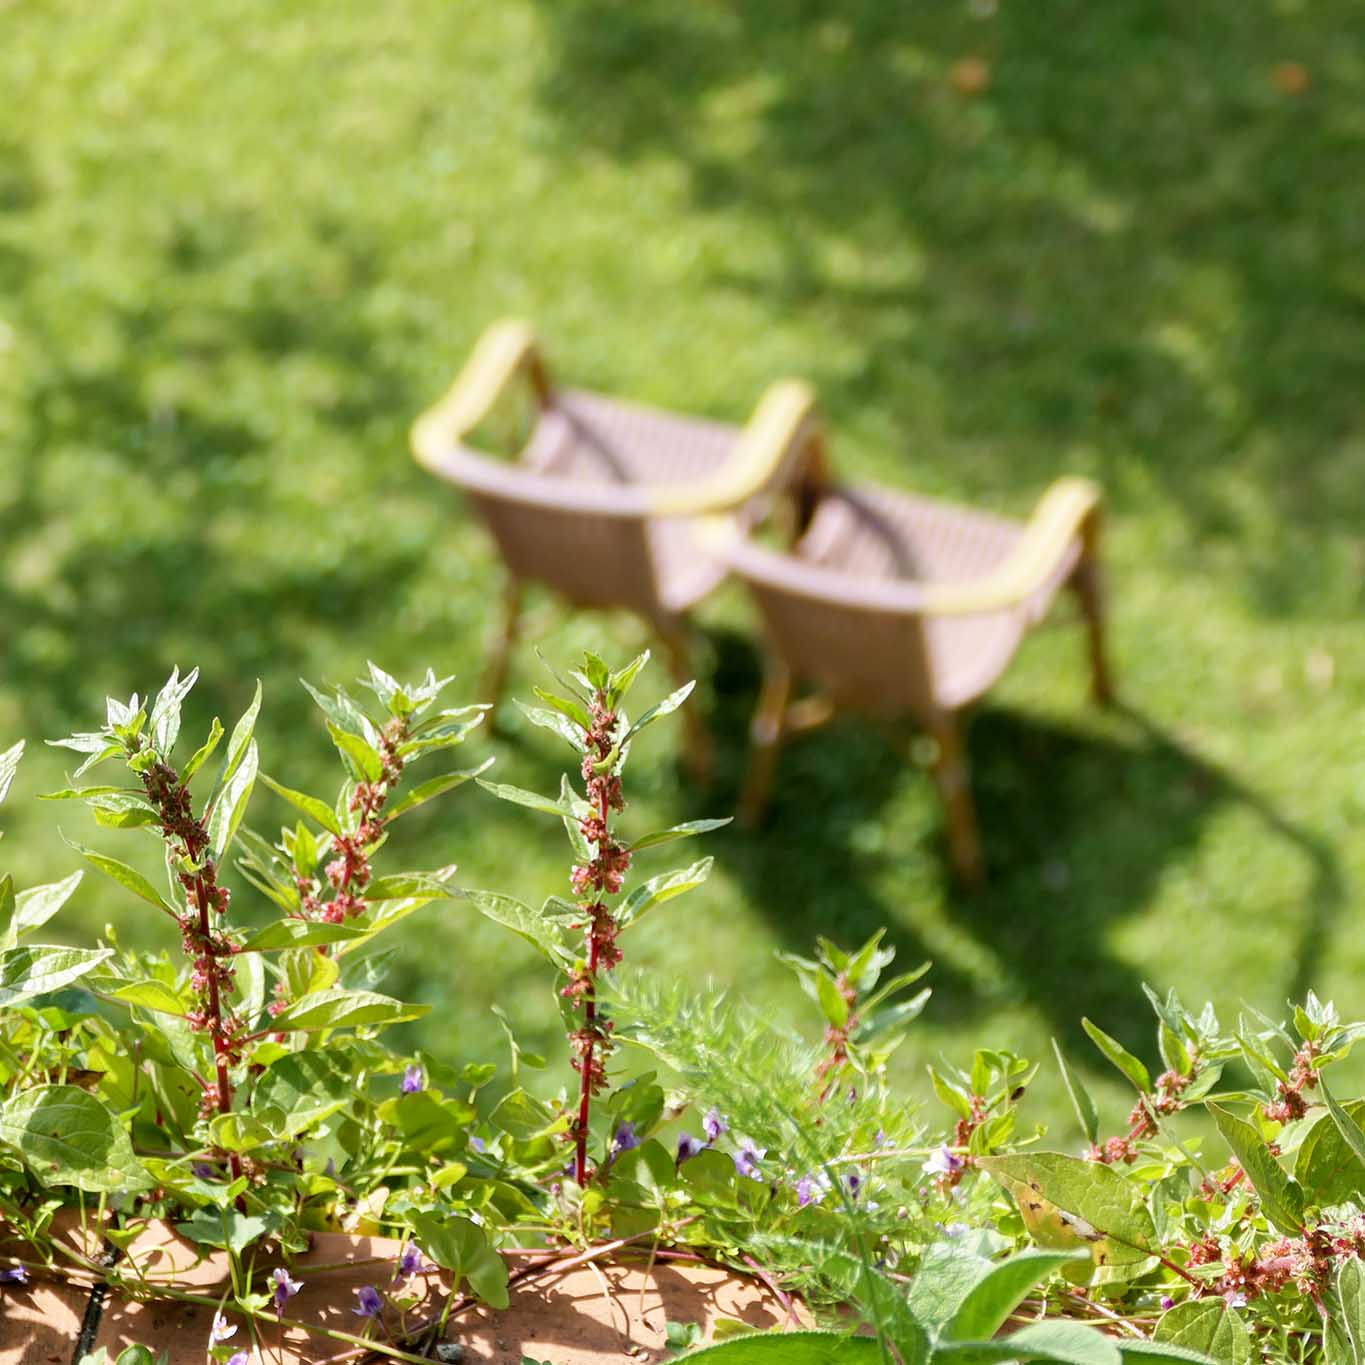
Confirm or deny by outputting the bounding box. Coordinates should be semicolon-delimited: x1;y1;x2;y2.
2;0;1364;1135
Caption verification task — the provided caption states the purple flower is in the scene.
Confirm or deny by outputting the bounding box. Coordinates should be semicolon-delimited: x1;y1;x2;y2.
0;1266;27;1285
401;1064;425;1095
796;1174;826;1207
611;1120;641;1155
847;1170;864;1200
210;1311;237;1342
703;1109;728;1144
272;1266;303;1312
1159;1295;1176;1311
395;1243;426;1282
191;1161;216;1180
469;1135;487;1153
676;1131;702;1164
1225;1290;1248;1309
354;1284;384;1318
922;1145;964;1177
733;1138;766;1180
227;1354;250;1365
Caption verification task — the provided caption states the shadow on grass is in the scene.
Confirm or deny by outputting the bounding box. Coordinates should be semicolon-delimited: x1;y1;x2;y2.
529;0;1365;615
665;631;1343;1063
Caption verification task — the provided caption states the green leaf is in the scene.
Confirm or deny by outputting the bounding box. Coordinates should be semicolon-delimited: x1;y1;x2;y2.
1053;1039;1100;1146
678;1332;879;1362
386;759;494;820
607;651;650;708
942;1250;1089;1342
208;1112;274;1153
1332;1257;1365;1364
1081;1018;1151;1093
1153;1300;1252;1364
109;979;188;1017
903;1242;992;1330
816;971;848;1028
617;857;713;928
854;990;931;1042
207;738;257;860
629;819;732;852
260;774;342;835
181;717;224;783
148;665;198;756
328;722;384;783
531;686;592;732
1117;1345;1221;1364
1295;1099;1365;1208
939;1321;1121;1363
365;872;456;901
464;888;574;966
10;871;84;940
270;988;430;1032
0;1085;150;1193
622;680;695;742
475;779;568;817
979;1153;1156;1267
206;681;262;815
513;702;585;752
67;839;177;914
1208;1104;1304;1235
0;740;23;807
1321;1079;1365;1179
175;1208;277;1255
253;1052;352;1138
407;1212;509;1309
238;918;369;951
0;944;113;1008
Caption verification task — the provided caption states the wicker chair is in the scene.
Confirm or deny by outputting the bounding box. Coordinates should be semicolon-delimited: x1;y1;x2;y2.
411;320;826;772
718;474;1114;886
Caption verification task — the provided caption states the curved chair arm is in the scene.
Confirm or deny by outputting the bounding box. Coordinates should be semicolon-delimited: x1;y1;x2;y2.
648;379;822;517
917;477;1102;616
411;319;550;472
711;476;1103;617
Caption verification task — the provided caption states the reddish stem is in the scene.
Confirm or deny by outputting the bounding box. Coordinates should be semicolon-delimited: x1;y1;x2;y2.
194;872;242;1186
573;777;612;1186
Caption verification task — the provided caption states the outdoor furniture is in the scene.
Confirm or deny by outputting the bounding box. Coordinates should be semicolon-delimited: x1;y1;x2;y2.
718;475;1114;886
411;320;826;772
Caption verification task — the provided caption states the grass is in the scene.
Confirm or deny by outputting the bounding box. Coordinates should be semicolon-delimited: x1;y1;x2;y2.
2;0;1364;1137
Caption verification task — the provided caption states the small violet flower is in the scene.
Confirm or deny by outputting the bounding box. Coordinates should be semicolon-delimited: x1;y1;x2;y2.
703;1108;728;1144
1159;1295;1176;1311
401;1064;425;1094
922;1145;964;1177
272;1266;303;1312
227;1353;251;1365
211;1311;237;1342
191;1161;217;1180
676;1131;703;1164
796;1174;826;1207
354;1284;384;1318
469;1135;487;1153
847;1170;864;1200
395;1243;426;1282
611;1120;641;1155
0;1267;27;1285
1225;1290;1248;1309
734;1138;766;1180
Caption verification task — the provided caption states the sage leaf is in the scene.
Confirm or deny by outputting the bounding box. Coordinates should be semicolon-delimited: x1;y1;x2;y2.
1081;1018;1151;1093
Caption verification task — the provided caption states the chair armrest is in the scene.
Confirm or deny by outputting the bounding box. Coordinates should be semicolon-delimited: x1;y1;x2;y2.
647;379;821;516
919;477;1103;615
411;319;549;472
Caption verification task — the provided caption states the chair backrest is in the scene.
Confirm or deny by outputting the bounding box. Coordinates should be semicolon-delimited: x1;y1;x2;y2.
724;537;940;718
437;444;667;617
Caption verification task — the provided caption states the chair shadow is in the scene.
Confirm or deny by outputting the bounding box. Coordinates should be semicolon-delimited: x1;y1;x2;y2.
679;629;1342;1062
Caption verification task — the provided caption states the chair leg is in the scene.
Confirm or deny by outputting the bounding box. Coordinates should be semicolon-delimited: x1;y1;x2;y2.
1073;516;1115;707
928;711;985;889
482;577;522;731
656;620;712;784
739;660;792;828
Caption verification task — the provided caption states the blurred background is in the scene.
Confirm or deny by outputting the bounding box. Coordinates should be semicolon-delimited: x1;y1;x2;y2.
2;0;1363;1131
